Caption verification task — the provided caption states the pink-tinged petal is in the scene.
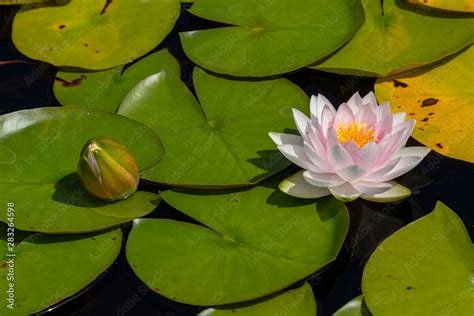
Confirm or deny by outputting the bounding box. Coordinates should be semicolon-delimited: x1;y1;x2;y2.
334;103;355;127
326;127;339;150
378;120;415;162
355;103;377;126
347;92;364;114
279;171;331;199
346;141;377;171
304;142;333;172
376;129;402;161
320;106;335;137
371;146;431;182
342;140;359;157
315;94;336;124
303;171;345;188
392;112;406;127
329;182;360;202
364;157;401;182
269;132;303;146
303;123;327;154
375;102;391;121
391;119;416;148
292;109;311;136
307;114;329;147
376;150;429;182
362;91;378;109
329;144;355;169
337;165;367;182
352;181;393;195
277;144;320;173
360;141;378;170
375;113;393;141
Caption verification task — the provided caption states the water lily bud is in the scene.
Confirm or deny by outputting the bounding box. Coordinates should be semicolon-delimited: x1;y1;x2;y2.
78;137;139;201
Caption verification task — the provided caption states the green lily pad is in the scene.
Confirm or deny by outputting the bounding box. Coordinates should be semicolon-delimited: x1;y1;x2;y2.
198;283;317;316
126;174;349;305
118;68;309;188
311;0;474;77
0;224;122;314
12;0;180;69
406;0;474;13
362;201;474;315
54;49;181;112
0;106;163;233
179;0;364;77
334;295;371;316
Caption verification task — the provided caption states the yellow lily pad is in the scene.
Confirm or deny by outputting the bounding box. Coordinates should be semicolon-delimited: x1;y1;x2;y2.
375;46;474;163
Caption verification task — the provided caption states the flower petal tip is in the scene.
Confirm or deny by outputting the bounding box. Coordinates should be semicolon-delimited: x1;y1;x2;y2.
268;132;278;143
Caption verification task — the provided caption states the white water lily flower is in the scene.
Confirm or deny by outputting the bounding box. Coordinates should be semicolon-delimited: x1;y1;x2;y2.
269;92;430;202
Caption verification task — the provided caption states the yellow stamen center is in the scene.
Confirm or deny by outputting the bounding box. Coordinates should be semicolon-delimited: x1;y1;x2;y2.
337;122;376;148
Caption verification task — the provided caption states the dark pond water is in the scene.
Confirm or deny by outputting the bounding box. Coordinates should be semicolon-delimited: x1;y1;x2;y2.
1;4;473;316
